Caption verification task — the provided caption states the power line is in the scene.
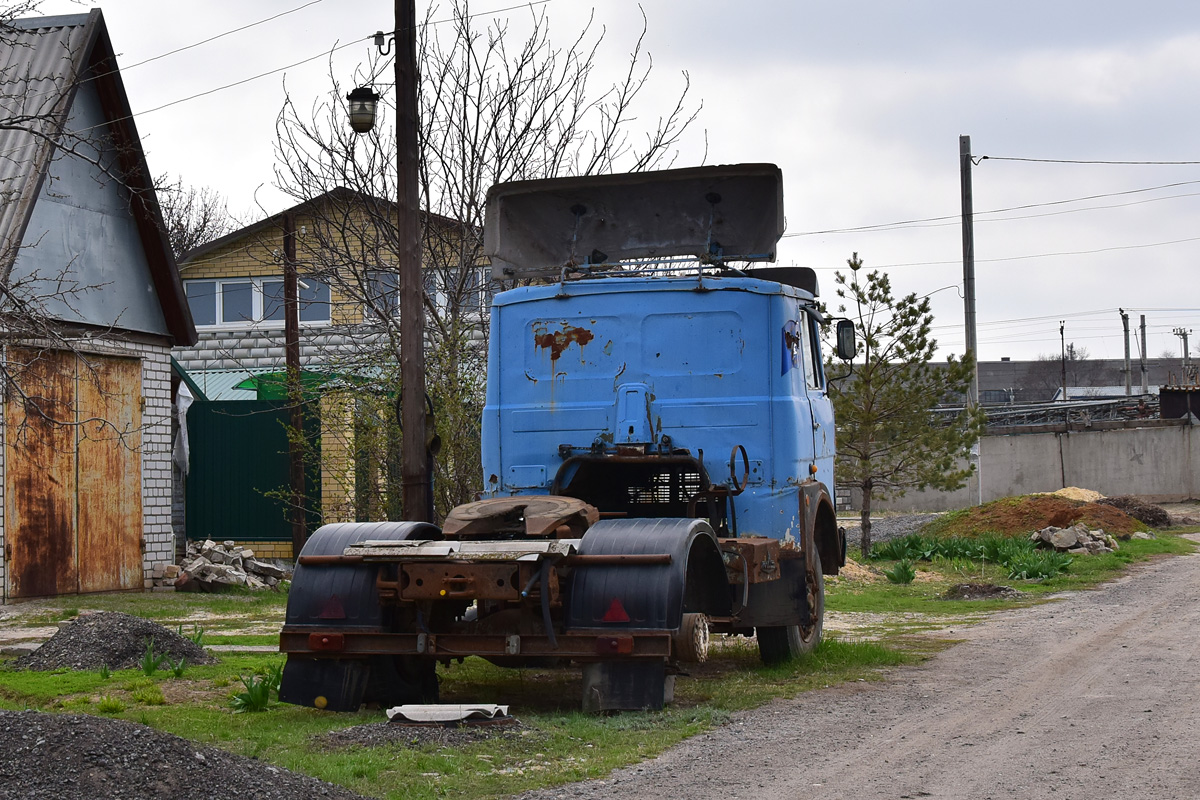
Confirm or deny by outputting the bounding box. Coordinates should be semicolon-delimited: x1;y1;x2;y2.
785;179;1200;237
856;234;1200;271
2;0;554;160
982;156;1200;166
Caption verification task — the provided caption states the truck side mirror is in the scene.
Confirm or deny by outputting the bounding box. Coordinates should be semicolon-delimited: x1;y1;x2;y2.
835;320;856;360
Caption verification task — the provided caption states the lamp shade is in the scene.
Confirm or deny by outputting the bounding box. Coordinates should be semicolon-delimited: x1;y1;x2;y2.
346;86;379;134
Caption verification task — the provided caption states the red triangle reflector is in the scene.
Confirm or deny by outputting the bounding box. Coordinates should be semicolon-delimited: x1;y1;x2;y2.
318;594;347;620
601;598;630;623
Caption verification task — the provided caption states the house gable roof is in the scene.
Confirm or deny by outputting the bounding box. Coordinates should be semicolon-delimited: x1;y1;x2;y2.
178;186;471;267
0;10;196;345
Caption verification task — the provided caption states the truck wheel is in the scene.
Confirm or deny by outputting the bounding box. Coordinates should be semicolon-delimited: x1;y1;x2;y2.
364;655;439;706
757;538;824;664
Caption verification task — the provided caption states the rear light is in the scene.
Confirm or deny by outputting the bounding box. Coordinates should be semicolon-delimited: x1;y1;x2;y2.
308;633;345;651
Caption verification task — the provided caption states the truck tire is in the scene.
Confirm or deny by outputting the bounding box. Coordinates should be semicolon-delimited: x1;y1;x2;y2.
757;535;824;664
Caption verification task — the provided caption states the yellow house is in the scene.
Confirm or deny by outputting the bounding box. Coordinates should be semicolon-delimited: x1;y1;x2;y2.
173;188;486;556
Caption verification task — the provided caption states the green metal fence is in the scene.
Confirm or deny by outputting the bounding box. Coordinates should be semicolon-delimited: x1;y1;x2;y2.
185;400;322;542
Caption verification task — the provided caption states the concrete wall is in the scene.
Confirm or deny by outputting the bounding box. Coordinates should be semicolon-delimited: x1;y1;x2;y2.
859;421;1198;512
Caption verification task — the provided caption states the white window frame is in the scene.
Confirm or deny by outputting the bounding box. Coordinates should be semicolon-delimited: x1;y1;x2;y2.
185;277;331;329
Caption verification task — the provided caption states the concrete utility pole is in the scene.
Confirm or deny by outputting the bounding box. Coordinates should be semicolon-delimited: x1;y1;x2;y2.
959;135;979;405
1060;321;1067;401
1140;315;1149;394
1120;308;1131;396
283;212;307;553
394;0;430;522
1175;327;1192;375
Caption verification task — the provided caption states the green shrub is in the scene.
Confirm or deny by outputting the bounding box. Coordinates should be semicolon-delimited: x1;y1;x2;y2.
169;657;187;679
883;559;917;584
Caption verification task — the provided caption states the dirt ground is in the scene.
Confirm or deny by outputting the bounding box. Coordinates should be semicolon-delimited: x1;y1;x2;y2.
516;533;1200;800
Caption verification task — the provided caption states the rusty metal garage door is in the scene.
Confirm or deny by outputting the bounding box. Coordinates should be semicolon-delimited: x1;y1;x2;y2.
4;347;144;599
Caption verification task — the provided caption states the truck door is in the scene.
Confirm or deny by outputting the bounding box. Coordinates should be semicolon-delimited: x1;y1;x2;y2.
800;309;836;490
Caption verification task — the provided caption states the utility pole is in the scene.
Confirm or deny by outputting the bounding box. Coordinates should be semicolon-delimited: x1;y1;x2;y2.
959;135;979;405
1120;308;1131;396
1140;315;1149;394
1059;321;1067;401
283;212;307;554
395;0;430;522
1174;327;1192;376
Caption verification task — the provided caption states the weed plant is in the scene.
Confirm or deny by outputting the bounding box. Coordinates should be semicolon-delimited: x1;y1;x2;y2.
870;533;1072;580
130;684;166;705
231;674;272;713
95;696;124;714
883;560;917;584
139;638;167;675
170;658;187;679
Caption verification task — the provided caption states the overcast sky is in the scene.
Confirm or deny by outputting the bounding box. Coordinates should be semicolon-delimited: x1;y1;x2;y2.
30;0;1200;363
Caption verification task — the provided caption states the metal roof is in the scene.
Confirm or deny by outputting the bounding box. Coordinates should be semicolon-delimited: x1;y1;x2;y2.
0;10;197;345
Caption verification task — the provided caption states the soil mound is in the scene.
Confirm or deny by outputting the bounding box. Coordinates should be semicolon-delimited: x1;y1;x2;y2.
15;611;216;671
941;583;1025;601
0;711;367;799
923;494;1147;538
1094;496;1171;528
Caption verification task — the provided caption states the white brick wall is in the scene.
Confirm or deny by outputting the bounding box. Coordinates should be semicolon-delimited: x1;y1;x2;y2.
0;339;176;601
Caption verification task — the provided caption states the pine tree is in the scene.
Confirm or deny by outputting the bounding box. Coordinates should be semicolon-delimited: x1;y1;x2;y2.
827;254;986;555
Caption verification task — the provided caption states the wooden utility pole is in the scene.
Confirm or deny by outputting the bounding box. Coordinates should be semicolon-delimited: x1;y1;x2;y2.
283;212;307;553
395;0;430;522
959;135;979;405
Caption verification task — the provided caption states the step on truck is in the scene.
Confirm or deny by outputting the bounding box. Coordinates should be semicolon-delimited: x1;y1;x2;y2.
279;163;856;712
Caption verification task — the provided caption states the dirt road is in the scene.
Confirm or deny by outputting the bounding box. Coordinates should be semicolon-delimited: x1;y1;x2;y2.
518;539;1200;800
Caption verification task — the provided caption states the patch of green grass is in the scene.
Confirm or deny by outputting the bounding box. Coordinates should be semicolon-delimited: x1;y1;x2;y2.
36;589;288;622
130;684;166;705
96;696;125;714
202;634;281;647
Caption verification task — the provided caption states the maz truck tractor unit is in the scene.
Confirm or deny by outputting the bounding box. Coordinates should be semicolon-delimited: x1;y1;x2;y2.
280;163;855;713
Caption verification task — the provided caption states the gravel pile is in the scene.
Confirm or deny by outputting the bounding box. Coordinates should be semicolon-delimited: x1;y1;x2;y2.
841;513;941;545
0;711;369;800
318;719;536;750
15;612;216;671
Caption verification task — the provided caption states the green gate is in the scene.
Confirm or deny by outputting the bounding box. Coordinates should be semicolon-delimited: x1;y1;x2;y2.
185;400;321;542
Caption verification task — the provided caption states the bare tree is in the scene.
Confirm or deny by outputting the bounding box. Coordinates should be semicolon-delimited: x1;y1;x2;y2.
156;175;238;258
1018;344;1111;401
270;2;702;519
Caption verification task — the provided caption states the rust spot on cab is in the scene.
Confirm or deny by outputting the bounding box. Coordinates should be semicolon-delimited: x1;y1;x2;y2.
534;326;594;361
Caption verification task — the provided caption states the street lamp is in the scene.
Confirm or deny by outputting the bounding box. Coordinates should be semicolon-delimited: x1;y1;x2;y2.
346;1;431;523
346;86;379;134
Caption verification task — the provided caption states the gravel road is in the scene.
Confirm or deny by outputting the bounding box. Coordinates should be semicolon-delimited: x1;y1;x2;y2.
517;535;1200;800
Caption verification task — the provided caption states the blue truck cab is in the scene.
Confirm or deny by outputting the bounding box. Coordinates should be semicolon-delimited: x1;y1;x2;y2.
482;271;837;549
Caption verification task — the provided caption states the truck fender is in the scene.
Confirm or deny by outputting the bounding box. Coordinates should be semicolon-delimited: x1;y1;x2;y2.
279;521;440;712
566;518;731;631
800;482;843;576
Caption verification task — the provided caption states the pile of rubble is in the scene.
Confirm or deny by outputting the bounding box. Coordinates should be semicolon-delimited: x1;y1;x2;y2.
151;541;290;593
1030;523;1155;555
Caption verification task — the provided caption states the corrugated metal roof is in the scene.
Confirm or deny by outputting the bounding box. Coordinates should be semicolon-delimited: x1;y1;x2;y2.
0;13;92;265
0;10;198;346
187;368;270;402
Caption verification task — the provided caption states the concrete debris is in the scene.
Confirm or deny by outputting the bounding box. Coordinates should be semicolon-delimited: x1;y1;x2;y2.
153;541;293;593
1030;524;1120;554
